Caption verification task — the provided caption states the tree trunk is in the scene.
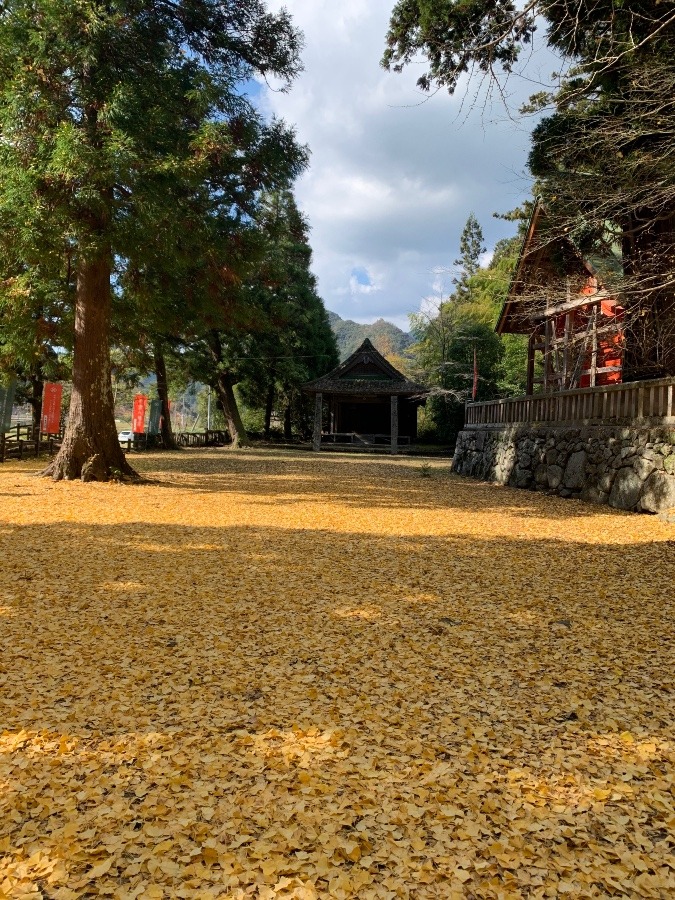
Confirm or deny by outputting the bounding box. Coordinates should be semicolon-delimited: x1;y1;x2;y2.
283;400;292;441
154;343;178;449
41;250;137;480
622;210;675;379
206;330;250;448
263;372;276;439
214;372;251;448
29;372;44;432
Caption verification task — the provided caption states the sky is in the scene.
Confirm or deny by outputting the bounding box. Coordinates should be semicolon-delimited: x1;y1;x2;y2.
259;1;557;331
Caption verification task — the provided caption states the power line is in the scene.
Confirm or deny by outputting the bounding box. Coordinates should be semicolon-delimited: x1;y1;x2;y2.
226;354;334;361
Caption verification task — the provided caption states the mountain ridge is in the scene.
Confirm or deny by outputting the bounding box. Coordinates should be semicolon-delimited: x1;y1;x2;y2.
327;310;413;362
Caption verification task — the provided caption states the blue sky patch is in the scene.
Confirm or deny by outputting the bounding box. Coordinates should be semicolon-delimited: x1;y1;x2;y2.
351;267;372;287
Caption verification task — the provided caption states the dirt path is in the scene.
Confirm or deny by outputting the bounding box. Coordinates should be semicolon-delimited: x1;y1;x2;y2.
0;449;673;898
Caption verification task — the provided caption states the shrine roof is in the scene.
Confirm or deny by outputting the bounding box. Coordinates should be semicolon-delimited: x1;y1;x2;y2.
496;201;622;335
303;338;427;396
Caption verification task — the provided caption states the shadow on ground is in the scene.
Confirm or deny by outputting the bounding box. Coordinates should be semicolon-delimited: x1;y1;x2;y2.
0;448;673;897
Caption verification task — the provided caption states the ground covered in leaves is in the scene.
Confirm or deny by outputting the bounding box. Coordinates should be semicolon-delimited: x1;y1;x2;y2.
0;449;674;899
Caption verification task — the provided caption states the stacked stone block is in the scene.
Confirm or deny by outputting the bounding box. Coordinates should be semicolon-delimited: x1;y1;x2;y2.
452;425;675;513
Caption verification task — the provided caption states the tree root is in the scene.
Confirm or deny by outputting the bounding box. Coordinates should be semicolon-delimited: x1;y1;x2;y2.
41;450;138;482
81;454;108;482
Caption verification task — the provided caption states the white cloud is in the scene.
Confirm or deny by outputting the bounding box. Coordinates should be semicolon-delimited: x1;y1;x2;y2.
349;275;381;296
260;0;555;330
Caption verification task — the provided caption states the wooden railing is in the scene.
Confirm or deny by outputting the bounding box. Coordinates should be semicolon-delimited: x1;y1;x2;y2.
0;424;230;461
320;432;411;446
1;423;62;462
120;430;229;450
465;377;675;429
174;429;228;448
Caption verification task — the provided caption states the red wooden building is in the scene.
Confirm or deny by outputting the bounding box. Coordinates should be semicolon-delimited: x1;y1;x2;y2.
497;202;625;394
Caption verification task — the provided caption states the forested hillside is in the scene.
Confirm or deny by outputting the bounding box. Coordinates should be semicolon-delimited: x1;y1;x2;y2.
327;311;413;361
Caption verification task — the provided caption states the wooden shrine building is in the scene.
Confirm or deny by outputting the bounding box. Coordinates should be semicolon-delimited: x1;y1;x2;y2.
302;338;426;453
497;201;625;394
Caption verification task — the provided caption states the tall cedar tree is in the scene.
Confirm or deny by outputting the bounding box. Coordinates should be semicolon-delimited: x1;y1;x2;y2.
383;1;675;377
452;213;486;302
114;109;311;450
0;0;303;479
175;193;336;447
117;195;283;450
162;221;271;448
236;191;338;440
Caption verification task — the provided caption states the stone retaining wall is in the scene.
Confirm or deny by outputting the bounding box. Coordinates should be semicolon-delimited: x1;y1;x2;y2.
452;424;675;513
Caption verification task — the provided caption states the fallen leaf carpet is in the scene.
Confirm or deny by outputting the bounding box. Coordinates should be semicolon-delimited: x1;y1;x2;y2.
0;449;673;899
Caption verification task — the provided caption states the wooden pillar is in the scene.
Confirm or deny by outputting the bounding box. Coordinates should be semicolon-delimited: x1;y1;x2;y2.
590;303;599;387
526;333;536;395
544;319;552;393
563;312;572;389
390;395;398;455
312;392;323;452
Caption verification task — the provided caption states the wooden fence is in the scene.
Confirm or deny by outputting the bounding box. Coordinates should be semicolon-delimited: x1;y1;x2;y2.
0;425;230;462
0;423;61;462
174;429;228;448
119;430;228;450
320;432;411;447
465;376;675;429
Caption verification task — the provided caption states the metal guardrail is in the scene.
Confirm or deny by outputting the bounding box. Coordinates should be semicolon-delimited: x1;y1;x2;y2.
465;377;675;429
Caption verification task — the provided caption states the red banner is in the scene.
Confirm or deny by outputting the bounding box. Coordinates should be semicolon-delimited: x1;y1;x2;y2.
132;394;148;434
41;383;63;434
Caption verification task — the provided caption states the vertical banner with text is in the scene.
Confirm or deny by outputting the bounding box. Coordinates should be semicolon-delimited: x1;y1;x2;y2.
41;383;63;434
147;398;161;435
0;379;17;433
132;394;148;434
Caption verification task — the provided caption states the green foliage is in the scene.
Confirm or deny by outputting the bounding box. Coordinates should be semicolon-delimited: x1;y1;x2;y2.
383;0;668;104
409;222;528;444
236;392;267;436
453;213;486;302
0;0;304;269
177;190;338;442
382;0;535;93
236;192;338;439
383;1;675;377
0;0;307;466
410;298;502;446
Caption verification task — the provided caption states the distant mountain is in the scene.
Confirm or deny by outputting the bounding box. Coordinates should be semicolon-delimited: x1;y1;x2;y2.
327;311;413;362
